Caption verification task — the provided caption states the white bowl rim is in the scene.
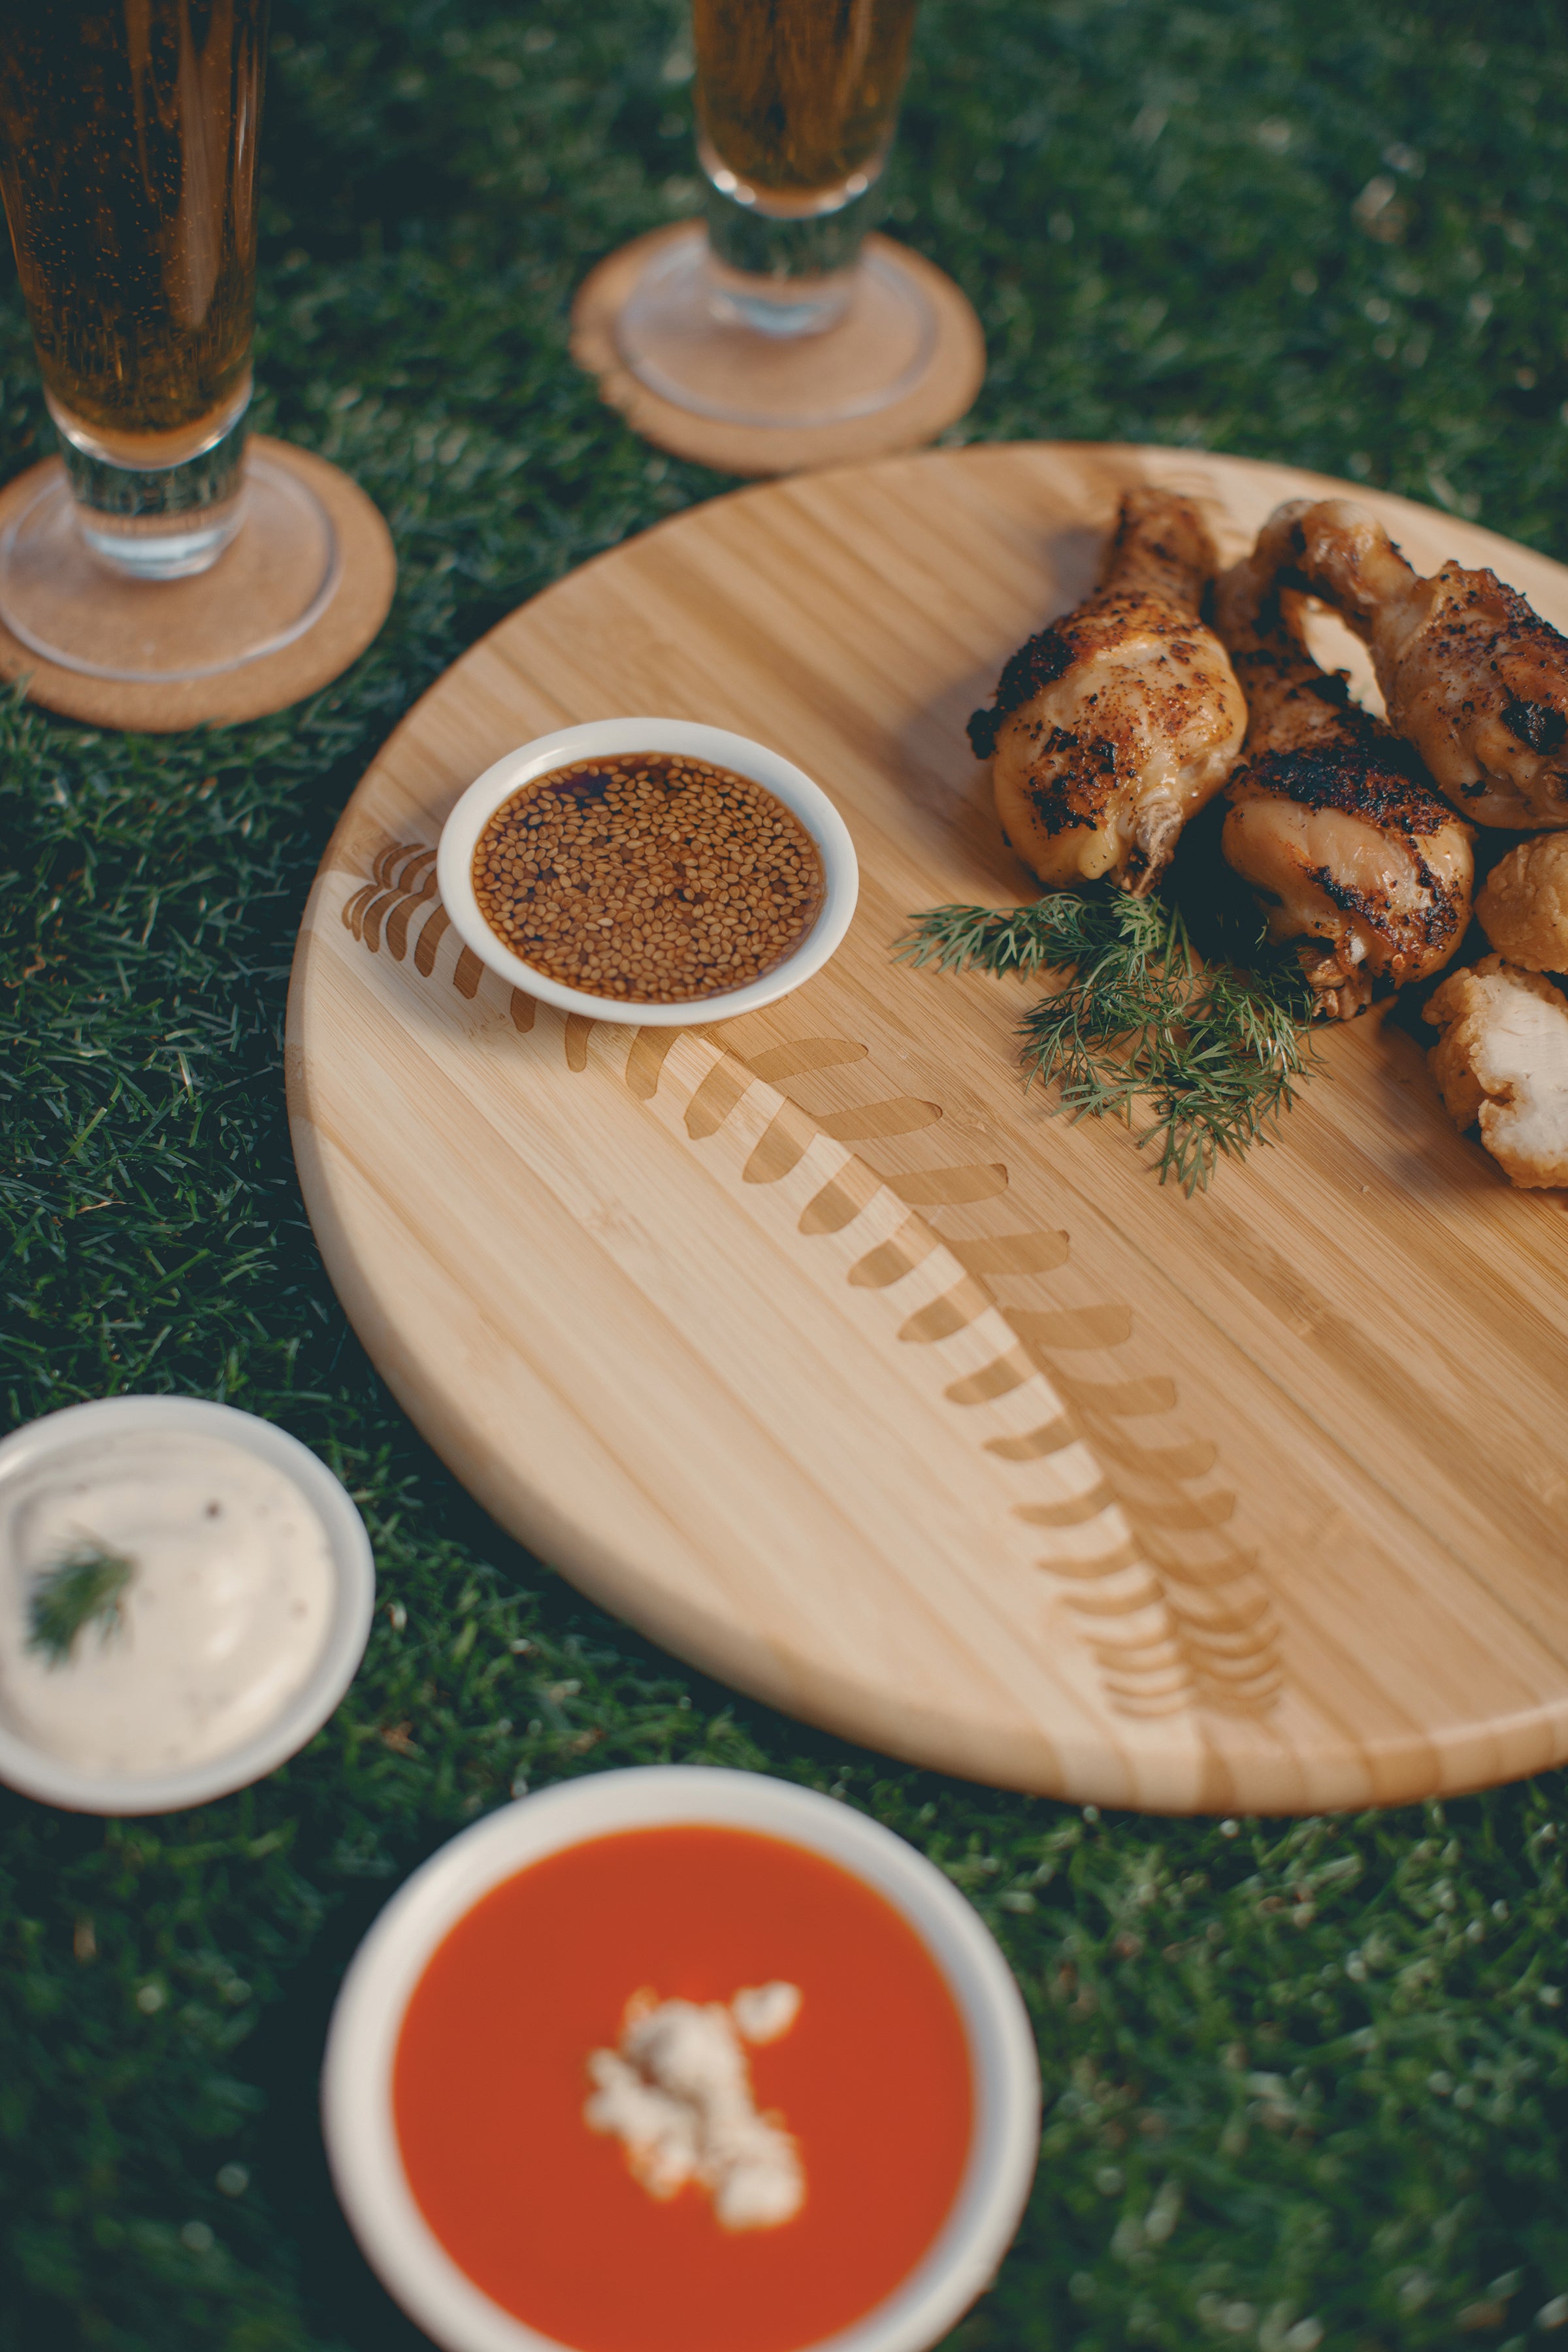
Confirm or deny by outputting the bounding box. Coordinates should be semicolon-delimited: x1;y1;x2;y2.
435;718;860;1029
0;1394;376;1815
321;1765;1040;2352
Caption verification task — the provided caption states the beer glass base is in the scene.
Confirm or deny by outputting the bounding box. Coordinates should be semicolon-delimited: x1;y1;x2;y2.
614;227;939;429
0;451;340;683
78;504;245;582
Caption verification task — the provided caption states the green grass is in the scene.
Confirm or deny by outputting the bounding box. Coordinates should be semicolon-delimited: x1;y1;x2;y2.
4;1;1568;2345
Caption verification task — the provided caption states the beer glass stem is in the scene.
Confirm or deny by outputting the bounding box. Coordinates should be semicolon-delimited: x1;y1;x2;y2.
700;150;885;339
610;0;936;434
49;384;252;583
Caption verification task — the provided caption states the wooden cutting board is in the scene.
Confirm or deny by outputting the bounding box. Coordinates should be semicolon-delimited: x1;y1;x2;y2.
287;442;1568;1815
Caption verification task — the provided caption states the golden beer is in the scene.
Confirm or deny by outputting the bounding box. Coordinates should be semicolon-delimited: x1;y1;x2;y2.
692;0;917;199
0;0;267;457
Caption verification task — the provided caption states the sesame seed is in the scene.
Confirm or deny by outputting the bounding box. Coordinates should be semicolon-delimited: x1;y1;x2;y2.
472;753;825;1004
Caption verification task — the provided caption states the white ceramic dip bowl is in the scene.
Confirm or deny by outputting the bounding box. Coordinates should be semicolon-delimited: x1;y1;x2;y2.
436;719;860;1027
0;1395;375;1814
322;1765;1040;2352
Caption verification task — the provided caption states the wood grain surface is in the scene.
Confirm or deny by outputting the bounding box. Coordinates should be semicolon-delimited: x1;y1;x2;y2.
287;442;1568;1814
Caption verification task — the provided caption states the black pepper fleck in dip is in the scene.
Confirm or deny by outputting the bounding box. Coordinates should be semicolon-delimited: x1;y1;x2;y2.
470;753;826;1003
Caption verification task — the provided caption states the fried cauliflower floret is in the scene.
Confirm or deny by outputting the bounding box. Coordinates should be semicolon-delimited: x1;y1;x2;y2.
1424;955;1568;1189
1475;834;1568;973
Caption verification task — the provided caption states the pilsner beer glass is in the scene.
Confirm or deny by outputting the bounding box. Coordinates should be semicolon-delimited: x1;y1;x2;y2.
617;0;934;429
0;0;337;683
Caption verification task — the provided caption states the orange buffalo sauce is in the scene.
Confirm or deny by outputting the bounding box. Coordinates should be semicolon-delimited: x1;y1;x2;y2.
393;1824;974;2352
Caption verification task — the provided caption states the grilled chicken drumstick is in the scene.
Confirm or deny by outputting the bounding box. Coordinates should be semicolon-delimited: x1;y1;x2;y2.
970;488;1247;895
1249;497;1568;830
1214;540;1474;1020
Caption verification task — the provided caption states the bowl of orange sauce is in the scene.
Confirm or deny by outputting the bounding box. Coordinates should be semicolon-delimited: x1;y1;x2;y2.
322;1767;1039;2352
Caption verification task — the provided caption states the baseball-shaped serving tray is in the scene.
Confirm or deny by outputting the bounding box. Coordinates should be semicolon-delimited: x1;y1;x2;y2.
287;443;1568;1815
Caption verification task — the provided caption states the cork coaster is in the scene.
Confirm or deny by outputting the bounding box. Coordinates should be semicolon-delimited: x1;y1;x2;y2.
571;221;987;477
0;436;395;734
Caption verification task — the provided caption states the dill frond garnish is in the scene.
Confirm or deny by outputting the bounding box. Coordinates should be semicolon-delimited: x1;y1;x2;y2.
27;1546;136;1667
896;890;1317;1194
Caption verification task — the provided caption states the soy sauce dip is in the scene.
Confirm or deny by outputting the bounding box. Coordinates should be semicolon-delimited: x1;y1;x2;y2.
470;751;825;1004
0;1427;336;1778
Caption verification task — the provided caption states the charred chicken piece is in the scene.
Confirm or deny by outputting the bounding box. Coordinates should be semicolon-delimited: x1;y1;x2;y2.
1250;497;1568;829
970;488;1247;895
1213;540;1474;1020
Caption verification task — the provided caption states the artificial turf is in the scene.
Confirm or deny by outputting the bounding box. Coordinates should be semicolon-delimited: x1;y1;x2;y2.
3;0;1568;2345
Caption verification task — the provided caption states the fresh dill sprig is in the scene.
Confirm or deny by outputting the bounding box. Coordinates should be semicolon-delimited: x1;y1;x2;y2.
27;1545;136;1667
897;891;1317;1194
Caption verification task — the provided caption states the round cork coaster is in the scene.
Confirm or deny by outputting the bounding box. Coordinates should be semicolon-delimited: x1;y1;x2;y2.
0;436;396;734
571;221;987;478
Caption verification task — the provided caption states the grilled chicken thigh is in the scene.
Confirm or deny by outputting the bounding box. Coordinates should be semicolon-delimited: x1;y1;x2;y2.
970;488;1247;894
1214;540;1474;1019
1250;497;1568;829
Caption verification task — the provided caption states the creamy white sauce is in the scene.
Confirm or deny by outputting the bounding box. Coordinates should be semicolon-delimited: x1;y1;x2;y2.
0;1430;335;1776
730;1980;802;2046
584;1982;805;2230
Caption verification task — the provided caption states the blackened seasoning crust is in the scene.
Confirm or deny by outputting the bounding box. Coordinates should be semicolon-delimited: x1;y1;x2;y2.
1247;741;1447;833
1502;698;1568;754
1299;858;1462;953
967;623;1074;759
1018;728;1115;835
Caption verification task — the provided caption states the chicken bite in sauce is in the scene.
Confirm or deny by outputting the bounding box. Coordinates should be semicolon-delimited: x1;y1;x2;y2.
1424;955;1568;1189
1213;538;1474;1020
970;488;1247;896
1249;497;1568;830
1475;832;1568;975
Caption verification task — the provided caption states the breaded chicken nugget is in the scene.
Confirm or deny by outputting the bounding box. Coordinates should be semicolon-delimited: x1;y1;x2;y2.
1424;954;1568;1188
1475;832;1568;973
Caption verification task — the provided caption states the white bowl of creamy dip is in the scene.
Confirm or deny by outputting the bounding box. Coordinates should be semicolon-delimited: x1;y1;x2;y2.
0;1395;375;1814
323;1767;1039;2352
